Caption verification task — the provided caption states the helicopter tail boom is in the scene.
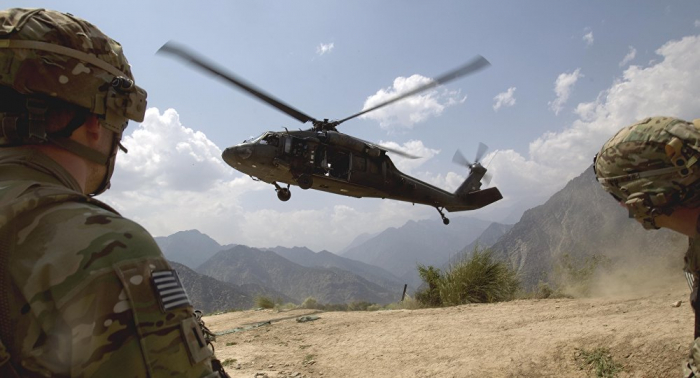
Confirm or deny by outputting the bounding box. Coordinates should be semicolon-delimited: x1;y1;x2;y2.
445;187;502;212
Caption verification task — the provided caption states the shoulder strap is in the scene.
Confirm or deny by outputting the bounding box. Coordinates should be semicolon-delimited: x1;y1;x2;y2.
0;181;118;377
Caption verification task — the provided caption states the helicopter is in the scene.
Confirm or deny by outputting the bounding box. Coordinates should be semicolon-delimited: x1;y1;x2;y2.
158;42;502;225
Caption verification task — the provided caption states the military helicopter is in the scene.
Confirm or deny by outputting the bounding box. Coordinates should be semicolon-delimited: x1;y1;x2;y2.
159;42;502;225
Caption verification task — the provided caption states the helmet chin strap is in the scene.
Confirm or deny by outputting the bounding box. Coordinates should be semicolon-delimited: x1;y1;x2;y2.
91;134;122;196
46;133;120;195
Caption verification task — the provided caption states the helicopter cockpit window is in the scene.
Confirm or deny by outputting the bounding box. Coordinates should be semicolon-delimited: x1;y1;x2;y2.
260;134;279;146
244;132;267;144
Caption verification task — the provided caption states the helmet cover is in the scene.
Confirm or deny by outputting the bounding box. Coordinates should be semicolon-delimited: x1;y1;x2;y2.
0;8;147;135
594;116;700;228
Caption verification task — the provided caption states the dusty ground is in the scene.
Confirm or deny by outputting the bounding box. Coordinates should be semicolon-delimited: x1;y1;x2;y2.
204;276;693;378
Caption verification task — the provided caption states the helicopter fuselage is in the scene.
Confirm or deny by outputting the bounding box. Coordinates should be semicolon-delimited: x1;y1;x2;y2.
222;129;502;214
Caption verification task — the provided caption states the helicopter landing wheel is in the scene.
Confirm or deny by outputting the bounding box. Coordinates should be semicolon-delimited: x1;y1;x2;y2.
435;207;450;225
277;188;291;201
297;174;313;190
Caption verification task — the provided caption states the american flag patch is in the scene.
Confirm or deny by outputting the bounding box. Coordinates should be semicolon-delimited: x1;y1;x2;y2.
152;270;192;312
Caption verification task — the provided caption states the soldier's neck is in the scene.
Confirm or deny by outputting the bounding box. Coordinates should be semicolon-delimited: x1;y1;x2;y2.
32;144;89;194
654;207;700;237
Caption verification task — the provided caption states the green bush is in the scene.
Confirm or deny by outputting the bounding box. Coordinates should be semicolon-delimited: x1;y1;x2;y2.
415;265;443;306
439;249;519;305
416;248;520;307
301;297;320;309
575;347;623;377
254;295;275;309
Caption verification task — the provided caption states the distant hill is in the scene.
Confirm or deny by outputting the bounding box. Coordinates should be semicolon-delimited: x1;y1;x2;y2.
341;216;493;287
490;166;686;289
446;222;513;267
169;261;252;313
268;246;409;292
338;232;378;254
155;230;223;269
198;245;400;304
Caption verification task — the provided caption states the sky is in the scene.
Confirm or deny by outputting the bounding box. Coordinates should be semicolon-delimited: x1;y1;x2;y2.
15;1;700;252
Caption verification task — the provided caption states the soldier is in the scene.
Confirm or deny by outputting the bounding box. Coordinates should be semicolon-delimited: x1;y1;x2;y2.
0;8;228;377
594;116;700;377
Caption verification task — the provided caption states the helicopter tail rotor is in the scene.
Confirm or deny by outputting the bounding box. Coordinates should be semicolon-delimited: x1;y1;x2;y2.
452;143;493;195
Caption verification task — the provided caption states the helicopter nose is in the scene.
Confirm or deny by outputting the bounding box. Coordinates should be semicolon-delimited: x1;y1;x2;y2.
222;145;253;165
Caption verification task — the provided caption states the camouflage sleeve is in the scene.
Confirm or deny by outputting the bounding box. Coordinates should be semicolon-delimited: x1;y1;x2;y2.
10;201;218;378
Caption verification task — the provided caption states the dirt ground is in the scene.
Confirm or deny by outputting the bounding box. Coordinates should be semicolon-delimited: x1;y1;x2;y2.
204;276;693;378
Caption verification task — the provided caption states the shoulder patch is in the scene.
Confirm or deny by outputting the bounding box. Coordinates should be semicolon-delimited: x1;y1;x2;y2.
152;270;192;312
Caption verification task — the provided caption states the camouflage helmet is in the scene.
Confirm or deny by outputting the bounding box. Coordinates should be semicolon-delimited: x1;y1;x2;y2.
594;116;700;229
0;8;147;141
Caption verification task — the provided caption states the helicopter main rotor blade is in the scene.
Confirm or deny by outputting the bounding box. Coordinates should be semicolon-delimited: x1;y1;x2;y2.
475;142;488;163
158;41;317;125
378;144;421;159
355;136;421;159
452;149;472;167
336;55;491;126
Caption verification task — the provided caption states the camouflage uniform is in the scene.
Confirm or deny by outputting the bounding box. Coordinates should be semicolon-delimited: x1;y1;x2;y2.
0;8;225;377
594;116;700;377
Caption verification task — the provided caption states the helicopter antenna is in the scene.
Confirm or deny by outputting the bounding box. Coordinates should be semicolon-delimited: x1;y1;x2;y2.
335;55;490;126
158;41;318;125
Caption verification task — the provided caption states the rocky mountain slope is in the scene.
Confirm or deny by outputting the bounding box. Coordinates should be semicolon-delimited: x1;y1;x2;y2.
446;222;513;267
268;246;408;292
490;166;687;289
155;230;223;269
197;245;400;304
169;261;252;312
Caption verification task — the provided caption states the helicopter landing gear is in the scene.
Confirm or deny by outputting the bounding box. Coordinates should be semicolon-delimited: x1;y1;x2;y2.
297;174;313;190
274;182;291;201
435;207;450;225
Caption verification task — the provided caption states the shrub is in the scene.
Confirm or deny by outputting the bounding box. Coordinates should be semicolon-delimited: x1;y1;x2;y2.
415;265;443;307
575;347;623;377
415;247;520;307
254;295;275;309
438;249;519;306
301;297;320;309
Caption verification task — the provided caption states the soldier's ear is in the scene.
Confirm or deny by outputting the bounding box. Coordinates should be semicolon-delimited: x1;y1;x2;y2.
693;119;700;130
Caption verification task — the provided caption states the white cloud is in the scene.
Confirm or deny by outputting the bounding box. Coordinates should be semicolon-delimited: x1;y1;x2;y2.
359;74;466;131
102;108;268;244
583;31;594;46
478;34;700;220
493;87;517;111
376;140;440;173
548;68;583;115
316;42;334;55
619;46;637;67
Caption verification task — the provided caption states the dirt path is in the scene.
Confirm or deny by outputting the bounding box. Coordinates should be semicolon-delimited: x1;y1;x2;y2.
204;279;692;377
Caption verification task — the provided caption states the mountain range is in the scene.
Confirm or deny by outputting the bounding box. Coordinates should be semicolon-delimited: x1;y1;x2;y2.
489;166;686;289
197;245;398;304
340;216;494;287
